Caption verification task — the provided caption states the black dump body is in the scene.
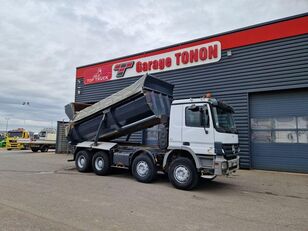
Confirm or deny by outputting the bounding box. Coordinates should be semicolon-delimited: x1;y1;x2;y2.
66;74;174;145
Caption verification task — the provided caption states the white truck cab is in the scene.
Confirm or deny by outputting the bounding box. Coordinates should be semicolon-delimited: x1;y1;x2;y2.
166;97;240;179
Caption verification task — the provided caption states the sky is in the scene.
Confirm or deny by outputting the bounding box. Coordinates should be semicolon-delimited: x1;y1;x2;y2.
0;0;307;132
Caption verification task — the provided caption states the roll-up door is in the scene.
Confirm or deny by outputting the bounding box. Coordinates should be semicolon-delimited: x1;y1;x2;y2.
250;89;308;173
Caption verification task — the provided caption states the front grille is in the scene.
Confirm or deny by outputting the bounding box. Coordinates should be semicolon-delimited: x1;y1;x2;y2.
222;144;239;160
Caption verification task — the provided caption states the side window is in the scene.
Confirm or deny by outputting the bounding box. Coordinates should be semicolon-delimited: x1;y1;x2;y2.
185;106;209;127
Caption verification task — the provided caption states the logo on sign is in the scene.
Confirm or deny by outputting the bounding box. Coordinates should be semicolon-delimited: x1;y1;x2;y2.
113;61;134;78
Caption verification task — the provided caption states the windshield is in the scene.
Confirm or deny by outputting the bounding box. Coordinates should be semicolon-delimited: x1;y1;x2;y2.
8;131;23;138
212;106;237;133
39;131;46;137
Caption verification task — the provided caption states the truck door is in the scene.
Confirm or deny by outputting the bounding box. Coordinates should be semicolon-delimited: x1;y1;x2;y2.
182;104;214;155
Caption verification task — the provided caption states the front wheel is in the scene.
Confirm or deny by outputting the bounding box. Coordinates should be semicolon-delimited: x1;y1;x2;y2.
132;154;157;183
92;151;111;176
168;157;199;190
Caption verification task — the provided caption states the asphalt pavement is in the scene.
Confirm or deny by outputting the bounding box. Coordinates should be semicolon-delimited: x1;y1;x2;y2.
0;149;307;231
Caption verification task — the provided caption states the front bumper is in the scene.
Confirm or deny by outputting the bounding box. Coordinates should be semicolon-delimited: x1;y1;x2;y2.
214;156;240;175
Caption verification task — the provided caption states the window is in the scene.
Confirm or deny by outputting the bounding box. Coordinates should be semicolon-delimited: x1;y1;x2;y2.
212;106;236;133
298;116;308;129
251;116;308;144
251;118;272;130
273;117;296;129
251;131;272;143
274;131;297;143
298;131;308;143
185;106;209;127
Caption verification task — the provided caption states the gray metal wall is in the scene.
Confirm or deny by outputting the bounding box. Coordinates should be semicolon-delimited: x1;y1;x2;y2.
56;121;70;154
75;34;308;168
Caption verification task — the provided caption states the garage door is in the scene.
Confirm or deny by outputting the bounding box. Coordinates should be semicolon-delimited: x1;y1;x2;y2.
250;89;308;173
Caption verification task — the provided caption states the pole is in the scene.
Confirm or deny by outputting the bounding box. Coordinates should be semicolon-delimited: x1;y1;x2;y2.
5;118;9;132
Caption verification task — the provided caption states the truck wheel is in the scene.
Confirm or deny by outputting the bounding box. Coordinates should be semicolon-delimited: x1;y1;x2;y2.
40;146;48;152
168;157;199;190
132;154;157;183
31;147;39;152
75;150;92;172
92;151;110;176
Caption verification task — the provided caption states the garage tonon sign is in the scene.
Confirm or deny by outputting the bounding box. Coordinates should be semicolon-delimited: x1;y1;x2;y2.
81;41;221;84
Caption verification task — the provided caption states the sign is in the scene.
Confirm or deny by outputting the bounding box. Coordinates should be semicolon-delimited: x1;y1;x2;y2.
81;41;221;85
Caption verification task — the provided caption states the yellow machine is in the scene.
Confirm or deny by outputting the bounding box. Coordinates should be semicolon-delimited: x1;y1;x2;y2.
6;128;30;150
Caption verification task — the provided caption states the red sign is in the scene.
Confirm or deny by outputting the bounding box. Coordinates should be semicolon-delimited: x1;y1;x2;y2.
81;41;221;84
76;16;308;85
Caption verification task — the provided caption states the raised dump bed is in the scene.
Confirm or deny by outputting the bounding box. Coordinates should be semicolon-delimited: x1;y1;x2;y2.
66;74;174;144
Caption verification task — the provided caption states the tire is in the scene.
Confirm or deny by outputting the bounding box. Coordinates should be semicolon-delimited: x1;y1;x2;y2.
40;146;48;152
92;151;110;176
31;147;39;152
75;150;92;172
168;157;199;190
132;154;157;183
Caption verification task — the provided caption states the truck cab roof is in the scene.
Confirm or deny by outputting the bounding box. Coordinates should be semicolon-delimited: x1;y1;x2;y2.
172;97;234;112
172;97;218;105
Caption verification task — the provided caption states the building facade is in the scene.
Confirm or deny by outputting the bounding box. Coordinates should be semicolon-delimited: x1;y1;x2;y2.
74;14;308;173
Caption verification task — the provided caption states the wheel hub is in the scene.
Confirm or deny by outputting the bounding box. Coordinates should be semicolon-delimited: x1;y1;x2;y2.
95;157;104;171
78;156;85;168
136;161;149;177
174;165;190;183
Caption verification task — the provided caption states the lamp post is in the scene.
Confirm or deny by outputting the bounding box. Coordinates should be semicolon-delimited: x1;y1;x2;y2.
5;117;9;132
22;102;30;128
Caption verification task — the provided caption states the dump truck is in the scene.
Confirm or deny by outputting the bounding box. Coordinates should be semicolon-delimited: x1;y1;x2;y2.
66;74;240;190
6;128;30;150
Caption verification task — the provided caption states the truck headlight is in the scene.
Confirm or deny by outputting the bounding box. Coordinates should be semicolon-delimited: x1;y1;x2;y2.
221;162;228;170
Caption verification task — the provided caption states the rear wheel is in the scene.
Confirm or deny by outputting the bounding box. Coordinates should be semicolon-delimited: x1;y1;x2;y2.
168;157;199;190
40;146;48;152
75;150;92;172
132;154;157;183
92;151;111;176
31;147;39;152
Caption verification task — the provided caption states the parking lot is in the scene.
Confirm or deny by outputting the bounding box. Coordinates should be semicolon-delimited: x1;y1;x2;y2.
0;150;307;231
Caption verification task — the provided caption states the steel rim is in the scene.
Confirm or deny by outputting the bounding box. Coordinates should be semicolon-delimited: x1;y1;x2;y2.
77;155;86;169
95;156;104;171
136;161;149;177
174;165;190;183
